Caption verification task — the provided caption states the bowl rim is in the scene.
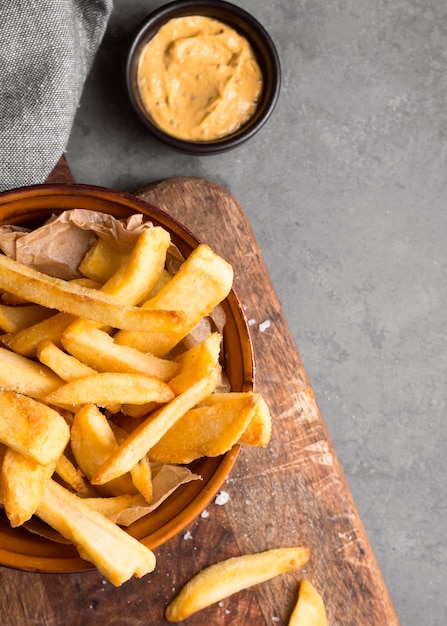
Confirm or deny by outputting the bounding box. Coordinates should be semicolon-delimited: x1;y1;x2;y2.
125;0;281;154
0;182;255;573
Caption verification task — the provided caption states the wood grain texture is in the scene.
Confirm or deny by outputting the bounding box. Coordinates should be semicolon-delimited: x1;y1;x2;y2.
0;169;399;625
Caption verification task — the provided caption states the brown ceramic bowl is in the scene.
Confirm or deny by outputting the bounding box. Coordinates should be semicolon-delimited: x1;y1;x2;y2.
0;183;254;573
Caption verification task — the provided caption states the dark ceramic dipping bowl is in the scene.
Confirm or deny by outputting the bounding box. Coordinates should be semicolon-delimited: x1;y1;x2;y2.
125;0;281;154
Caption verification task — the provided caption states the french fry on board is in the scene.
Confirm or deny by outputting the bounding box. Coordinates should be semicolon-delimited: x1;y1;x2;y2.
35;479;156;587
165;547;311;622
0;253;184;333
288;579;327;626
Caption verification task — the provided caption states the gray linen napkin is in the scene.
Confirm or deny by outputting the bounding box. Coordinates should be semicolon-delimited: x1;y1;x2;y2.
0;0;112;192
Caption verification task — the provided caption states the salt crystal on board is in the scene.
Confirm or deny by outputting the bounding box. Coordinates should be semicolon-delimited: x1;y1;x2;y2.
258;319;271;332
214;490;229;505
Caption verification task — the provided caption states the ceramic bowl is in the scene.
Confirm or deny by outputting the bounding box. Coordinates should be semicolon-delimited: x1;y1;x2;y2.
0;182;254;573
125;0;281;154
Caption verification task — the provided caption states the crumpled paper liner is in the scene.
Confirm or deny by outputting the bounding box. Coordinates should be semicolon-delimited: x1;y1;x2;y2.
0;209;184;280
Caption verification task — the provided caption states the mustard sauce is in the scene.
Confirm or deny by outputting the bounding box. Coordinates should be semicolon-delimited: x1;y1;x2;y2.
137;16;263;141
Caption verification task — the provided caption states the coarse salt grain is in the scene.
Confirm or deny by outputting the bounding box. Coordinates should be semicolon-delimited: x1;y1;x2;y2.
201;509;209;518
183;530;193;540
258;319;271;332
214;490;229;505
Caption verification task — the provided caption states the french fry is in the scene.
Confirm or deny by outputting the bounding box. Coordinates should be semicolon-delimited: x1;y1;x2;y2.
35;479;156;586
288;580;327;626
0;303;53;333
79;238;128;283
70;404;137;497
0;346;64;401
199;392;272;447
0;253;184;333
92;365;221;485
165;547;311;622
237;394;272;447
0;312;77;358
37;341;121;413
55;453;95;496
148;393;257;464
61;320;179;382
37;339;97;380
114;244;233;356
1;448;55;527
45;372;175;408
130;455;153;504
0;391;69;464
97;226;171;305
169;332;222;395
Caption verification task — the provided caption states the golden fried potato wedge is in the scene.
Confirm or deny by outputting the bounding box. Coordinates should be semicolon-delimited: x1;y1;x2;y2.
200;392;272;447
92;365;221;485
0;391;69;465
114;244;233;356
55;453;95;496
165;547;311;622
70;403;136;497
149;393;256;464
79;238;128;283
0;303;53;333
37;339;97;381
0;312;76;357
130;455;153;503
37;341;121;413
35;479;156;586
1;448;55;527
0;254;184;332
61;320;179;381
288;579;327;626
169;332;222;395
98;226;171;304
45;372;174;408
0;346;64;400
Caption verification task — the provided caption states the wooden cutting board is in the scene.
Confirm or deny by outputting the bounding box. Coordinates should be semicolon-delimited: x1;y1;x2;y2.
0;158;399;625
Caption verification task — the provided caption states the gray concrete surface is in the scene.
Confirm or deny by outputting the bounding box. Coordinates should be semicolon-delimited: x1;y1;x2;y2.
66;1;447;624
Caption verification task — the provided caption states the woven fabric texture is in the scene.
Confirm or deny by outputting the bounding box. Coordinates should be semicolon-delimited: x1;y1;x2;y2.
0;0;112;191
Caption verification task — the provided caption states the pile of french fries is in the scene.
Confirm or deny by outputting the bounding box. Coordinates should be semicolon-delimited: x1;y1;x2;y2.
0;212;271;587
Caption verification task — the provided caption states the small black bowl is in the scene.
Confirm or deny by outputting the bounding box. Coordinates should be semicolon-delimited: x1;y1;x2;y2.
125;0;281;155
